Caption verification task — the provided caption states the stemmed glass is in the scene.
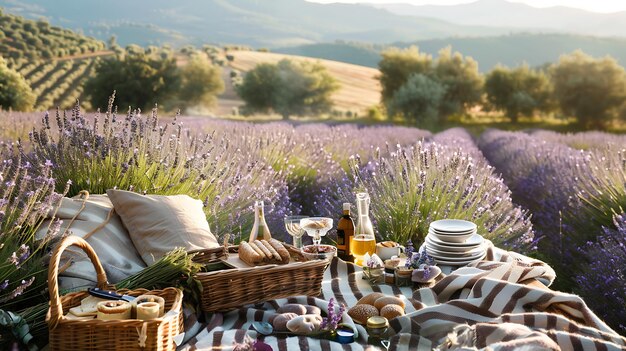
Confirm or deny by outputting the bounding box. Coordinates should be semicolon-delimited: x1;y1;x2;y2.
284;215;308;249
299;217;333;246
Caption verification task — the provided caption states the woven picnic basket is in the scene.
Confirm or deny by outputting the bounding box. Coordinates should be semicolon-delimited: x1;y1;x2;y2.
193;244;330;312
46;236;183;351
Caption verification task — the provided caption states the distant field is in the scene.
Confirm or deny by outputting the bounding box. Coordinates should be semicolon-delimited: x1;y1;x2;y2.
223;50;381;116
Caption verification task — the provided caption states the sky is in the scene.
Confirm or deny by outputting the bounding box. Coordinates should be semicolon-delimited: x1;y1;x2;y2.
308;0;626;13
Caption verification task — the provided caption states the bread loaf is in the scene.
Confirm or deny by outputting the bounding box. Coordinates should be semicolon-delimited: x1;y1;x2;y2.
268;239;291;264
348;304;379;324
356;292;385;306
239;241;264;265
239;240;291;266
380;304;404;320
373;296;405;311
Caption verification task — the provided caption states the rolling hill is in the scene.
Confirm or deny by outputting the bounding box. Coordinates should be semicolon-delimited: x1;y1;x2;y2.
220;50;381;116
0;0;516;48
276;34;626;72
373;0;626;38
0;10;112;110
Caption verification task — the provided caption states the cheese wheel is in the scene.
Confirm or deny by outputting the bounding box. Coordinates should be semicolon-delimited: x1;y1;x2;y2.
96;300;132;320
137;302;160;320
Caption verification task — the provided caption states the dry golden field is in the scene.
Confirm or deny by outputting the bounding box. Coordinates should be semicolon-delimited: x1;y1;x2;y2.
217;50;381;117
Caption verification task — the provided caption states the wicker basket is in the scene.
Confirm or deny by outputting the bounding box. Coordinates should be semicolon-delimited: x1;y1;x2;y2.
46;236;183;351
194;243;330;312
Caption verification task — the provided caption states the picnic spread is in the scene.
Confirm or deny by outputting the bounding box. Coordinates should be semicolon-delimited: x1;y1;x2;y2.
40;191;626;351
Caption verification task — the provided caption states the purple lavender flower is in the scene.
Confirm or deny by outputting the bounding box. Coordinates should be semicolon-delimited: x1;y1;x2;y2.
0;280;8;291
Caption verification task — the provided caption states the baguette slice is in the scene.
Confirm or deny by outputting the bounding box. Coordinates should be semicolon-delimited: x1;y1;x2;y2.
260;240;282;262
239;241;264;266
254;240;273;262
268;239;291;264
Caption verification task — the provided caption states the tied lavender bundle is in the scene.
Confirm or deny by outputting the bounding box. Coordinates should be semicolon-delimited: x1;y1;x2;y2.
320;297;346;335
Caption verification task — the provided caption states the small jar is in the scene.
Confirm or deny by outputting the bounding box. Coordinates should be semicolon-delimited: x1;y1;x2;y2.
366;316;389;347
395;267;413;287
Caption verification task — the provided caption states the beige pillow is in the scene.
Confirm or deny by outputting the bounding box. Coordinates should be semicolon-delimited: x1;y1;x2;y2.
106;189;219;265
36;195;147;291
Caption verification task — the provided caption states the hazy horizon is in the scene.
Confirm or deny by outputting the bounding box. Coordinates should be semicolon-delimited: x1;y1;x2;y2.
308;0;626;14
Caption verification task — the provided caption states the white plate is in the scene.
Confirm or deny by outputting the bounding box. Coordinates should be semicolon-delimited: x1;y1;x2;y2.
428;229;474;243
430;228;476;235
429;219;477;233
425;246;485;261
425;242;487;257
433;254;486;266
427;233;484;247
425;236;480;252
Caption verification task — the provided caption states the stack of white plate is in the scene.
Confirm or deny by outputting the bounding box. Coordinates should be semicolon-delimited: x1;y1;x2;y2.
423;219;487;266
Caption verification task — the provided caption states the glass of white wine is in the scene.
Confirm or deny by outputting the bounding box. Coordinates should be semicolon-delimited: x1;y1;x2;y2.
284;215;308;249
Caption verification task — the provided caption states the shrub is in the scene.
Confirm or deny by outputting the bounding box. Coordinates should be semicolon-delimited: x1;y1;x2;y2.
348;140;534;250
27;99;290;240
0;57;35;111
387;73;445;127
576;213;626;335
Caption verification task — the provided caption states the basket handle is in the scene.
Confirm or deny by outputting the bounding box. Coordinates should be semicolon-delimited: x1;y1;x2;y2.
48;236;108;329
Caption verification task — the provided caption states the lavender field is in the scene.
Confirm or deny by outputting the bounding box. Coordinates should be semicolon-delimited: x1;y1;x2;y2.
1;106;625;335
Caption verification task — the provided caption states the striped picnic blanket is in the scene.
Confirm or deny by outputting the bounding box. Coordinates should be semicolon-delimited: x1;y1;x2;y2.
180;242;626;351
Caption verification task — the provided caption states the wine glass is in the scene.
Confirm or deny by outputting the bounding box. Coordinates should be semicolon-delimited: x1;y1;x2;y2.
284;215;308;249
299;217;333;246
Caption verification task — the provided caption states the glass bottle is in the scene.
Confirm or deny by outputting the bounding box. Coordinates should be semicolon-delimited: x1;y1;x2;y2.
336;203;355;260
353;192;376;265
249;200;272;242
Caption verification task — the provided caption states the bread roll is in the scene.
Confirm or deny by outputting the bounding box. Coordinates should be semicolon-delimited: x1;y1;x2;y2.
277;304;307;315
286;314;323;334
260;240;282;262
356;292;385;306
374;296;405;311
272;312;299;331
348;304;379;324
239;241;264;265
305;305;321;315
268;239;291;264
380;304;404;320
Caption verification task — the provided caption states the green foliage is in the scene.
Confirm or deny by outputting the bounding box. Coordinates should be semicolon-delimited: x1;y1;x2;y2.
551;51;626;129
84;50;180;111
378;46;432;103
175;54;224;111
0;58;36;111
0;11;105;61
379;46;483;123
387;73;445;127
485;64;553;122
236;59;339;119
434;47;483;117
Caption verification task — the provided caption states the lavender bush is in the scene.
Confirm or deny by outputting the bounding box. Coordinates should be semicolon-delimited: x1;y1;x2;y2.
530;129;626;151
348;140;534;250
26;98;290;242
576;213;626;335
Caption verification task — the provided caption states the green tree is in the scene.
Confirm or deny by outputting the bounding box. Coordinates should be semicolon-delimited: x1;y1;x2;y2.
378;46;432;103
84;49;179;111
175;54;224;111
551;50;626;129
0;57;36;111
485;64;553;122
434;47;483;117
236;59;338;119
387;73;446;126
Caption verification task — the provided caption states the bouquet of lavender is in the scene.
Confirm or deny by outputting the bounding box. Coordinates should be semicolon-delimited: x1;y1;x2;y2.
320;298;347;336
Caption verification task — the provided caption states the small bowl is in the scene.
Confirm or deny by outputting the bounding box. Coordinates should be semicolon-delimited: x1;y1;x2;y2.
301;244;337;261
